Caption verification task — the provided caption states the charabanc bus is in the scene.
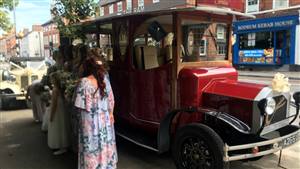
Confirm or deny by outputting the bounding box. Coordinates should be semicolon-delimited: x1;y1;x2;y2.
78;2;300;169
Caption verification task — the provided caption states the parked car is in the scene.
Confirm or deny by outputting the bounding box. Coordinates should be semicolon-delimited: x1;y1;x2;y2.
0;62;46;109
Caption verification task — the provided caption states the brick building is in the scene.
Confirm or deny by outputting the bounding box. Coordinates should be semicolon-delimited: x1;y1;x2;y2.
42;20;60;58
5;31;17;59
0;36;7;58
233;0;300;69
98;0;245;17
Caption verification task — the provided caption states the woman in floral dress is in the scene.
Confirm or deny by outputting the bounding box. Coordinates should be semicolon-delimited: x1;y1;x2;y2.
74;55;117;169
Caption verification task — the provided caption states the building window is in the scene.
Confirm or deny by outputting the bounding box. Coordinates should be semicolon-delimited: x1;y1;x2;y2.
100;7;104;16
153;0;159;3
126;0;132;12
109;4;114;14
246;0;259;13
199;39;207;56
273;0;288;9
216;25;225;39
217;44;226;55
117;2;122;12
138;0;144;8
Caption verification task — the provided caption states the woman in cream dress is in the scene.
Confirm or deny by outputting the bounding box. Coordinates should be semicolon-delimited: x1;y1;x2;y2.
48;72;70;155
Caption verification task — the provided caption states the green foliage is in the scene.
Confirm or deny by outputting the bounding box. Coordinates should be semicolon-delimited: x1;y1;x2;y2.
0;0;19;32
51;0;97;40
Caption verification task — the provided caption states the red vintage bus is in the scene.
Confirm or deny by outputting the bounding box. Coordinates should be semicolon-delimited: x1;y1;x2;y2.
79;3;300;169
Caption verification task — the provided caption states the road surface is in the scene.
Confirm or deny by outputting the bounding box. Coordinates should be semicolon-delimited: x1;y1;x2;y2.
0;77;300;169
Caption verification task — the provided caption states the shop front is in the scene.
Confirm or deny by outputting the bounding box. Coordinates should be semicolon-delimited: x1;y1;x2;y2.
233;15;299;66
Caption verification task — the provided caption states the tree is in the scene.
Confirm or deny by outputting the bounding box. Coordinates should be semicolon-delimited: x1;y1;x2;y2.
0;0;19;32
51;0;97;40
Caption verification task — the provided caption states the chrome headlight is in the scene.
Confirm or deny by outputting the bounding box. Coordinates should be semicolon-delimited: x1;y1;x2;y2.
265;97;276;115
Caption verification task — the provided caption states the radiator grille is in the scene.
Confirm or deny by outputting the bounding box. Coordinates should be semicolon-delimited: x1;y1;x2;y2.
21;76;29;89
268;95;288;125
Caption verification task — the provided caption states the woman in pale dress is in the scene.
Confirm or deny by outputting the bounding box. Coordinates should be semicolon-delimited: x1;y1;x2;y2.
74;53;117;169
48;72;70;155
26;81;45;122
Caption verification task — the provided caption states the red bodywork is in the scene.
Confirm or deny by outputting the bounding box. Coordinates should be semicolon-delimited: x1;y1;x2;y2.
178;67;267;127
112;66;266;134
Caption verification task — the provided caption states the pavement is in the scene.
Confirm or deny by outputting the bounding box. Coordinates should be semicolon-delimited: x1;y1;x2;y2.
238;70;300;80
1;108;300;169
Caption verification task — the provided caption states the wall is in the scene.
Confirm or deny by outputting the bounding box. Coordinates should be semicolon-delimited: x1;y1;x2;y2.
0;38;7;56
197;0;244;12
42;22;60;58
20;31;44;57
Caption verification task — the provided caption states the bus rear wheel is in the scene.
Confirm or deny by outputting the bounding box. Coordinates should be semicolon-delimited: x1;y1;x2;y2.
172;123;224;169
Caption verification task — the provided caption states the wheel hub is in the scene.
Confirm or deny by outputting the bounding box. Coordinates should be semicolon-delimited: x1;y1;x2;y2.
181;137;213;169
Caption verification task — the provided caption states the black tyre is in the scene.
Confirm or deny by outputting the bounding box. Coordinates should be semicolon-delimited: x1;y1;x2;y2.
172;123;224;169
0;89;18;110
1;97;17;110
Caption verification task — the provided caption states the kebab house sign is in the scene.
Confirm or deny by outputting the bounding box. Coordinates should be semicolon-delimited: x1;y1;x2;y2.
237;19;295;31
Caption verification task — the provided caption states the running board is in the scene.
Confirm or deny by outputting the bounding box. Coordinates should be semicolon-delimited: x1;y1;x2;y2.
115;123;159;152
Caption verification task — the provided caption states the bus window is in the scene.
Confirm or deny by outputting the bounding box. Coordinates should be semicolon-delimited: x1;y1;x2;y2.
182;20;229;62
133;34;161;69
118;24;128;61
99;23;113;61
133;15;173;69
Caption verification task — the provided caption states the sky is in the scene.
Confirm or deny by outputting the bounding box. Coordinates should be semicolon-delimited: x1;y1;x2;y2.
8;0;51;33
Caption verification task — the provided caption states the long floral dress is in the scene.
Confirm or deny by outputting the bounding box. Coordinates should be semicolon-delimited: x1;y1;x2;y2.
75;75;117;169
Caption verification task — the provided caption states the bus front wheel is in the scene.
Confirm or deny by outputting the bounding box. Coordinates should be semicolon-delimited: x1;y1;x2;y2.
172;123;224;169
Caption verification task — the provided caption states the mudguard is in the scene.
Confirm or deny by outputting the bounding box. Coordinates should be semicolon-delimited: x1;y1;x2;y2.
204;111;251;134
157;107;197;153
157;108;251;153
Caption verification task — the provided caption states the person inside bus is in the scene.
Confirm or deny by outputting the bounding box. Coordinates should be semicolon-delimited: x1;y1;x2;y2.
74;54;117;169
47;72;71;155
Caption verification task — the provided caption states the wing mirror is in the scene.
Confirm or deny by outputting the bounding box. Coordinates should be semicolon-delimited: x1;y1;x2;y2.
293;92;300;104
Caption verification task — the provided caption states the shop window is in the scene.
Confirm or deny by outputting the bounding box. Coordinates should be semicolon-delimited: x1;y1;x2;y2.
117;2;122;12
273;0;289;9
216;25;225;39
247;33;256;47
109;4;114;14
238;32;274;64
239;32;273;50
246;0;259;13
126;0;132;12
